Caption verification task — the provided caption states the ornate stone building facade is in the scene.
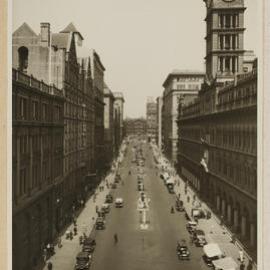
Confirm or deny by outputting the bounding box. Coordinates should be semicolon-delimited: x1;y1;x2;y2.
177;0;257;252
92;51;106;178
162;70;205;163
146;97;157;142
104;84;115;170
12;22;97;269
12;69;64;270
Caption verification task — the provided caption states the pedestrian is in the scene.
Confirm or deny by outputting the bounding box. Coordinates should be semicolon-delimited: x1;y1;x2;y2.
96;205;99;213
47;261;53;270
46;243;51;257
74;225;77;235
73;217;77;226
43;247;47;262
239;249;244;263
247;260;253;270
57;236;62;248
114;233;118;244
240;262;245;270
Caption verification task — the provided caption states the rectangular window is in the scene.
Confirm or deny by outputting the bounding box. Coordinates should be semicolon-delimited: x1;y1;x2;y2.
32;100;38;120
219;35;223;49
19;168;27;196
177;84;186;90
42;103;48;121
225;35;230;50
225;15;231;28
19;97;27;119
225;57;230;72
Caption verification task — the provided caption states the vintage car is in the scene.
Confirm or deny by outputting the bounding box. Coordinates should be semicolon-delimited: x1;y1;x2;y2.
74;251;92;270
193;229;207;247
105;194;113;204
111;183;117;189
82;238;96;254
177;240;190;260
101;203;110;214
186;221;197;234
95;217;105;230
115;197;124;208
202;243;224;267
175;200;185;212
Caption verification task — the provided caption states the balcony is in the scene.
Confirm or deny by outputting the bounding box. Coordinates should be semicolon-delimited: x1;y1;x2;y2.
12;68;63;98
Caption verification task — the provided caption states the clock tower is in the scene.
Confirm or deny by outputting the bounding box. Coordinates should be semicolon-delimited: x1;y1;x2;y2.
203;0;246;82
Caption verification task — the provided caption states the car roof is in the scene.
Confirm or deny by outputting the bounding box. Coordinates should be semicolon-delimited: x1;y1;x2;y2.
76;251;89;258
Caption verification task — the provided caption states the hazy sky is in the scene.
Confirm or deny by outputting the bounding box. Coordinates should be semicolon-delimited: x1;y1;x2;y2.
13;0;260;118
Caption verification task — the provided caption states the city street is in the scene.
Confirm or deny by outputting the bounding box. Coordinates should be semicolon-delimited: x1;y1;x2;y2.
90;141;208;270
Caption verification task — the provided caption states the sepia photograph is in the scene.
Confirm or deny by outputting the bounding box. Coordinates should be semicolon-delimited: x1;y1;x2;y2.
10;0;262;270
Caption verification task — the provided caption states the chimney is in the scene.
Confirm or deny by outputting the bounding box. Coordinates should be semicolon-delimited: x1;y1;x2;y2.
40;22;50;47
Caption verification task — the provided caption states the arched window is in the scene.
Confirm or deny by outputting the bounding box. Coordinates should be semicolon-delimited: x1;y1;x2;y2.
18;46;29;72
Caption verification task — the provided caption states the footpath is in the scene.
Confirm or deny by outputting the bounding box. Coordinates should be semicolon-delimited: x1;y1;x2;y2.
152;144;256;270
41;143;127;270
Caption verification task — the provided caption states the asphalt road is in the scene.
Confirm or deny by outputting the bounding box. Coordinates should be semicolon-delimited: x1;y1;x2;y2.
90;141;209;270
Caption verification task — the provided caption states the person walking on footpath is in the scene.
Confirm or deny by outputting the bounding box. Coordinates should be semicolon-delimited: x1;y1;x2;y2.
239;249;244;263
47;261;53;270
114;233;118;244
57;236;62;248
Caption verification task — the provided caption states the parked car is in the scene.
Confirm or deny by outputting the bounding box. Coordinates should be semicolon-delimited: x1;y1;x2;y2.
82;238;96;254
95;217;105;230
177;240;190;260
115;198;124;208
186;221;197;234
111;183;117;189
105;194;113;203
175;200;184;212
74;251;91;270
193;229;207;247
101;203;110;214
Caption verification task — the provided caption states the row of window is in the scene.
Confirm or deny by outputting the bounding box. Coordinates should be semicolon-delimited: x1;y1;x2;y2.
218;56;239;73
218;84;257;106
16;96;63;123
176;84;200;90
16;133;63;156
218;14;239;29
18;160;52;197
209;152;257;195
219;34;239;50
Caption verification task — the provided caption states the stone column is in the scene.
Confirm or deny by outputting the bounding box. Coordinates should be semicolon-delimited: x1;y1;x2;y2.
233;208;238;230
230;35;233;50
250;222;255;247
227;204;232;224
221;199;226;217
216;196;220;212
241;215;246;238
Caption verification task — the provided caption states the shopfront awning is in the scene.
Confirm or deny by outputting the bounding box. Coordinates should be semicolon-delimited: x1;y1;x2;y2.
203;243;223;258
212;257;237;270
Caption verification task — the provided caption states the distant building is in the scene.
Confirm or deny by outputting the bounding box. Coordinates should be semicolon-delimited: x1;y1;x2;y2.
162;70;205;163
92;51;106;178
103;84;115;170
124;118;147;136
146;97;157;142
156;96;163;149
113;92;125;143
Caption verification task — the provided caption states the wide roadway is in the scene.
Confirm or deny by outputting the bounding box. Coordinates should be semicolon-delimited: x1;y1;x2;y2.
90;141;209;270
